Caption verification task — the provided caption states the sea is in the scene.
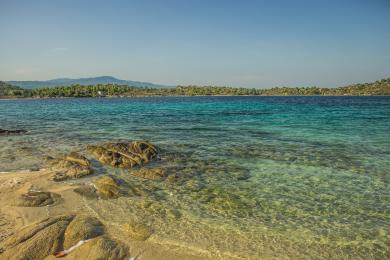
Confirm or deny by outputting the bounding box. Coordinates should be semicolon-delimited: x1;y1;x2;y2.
1;96;389;258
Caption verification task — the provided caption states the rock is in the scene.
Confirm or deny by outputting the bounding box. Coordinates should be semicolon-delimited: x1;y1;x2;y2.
0;128;27;136
1;215;74;260
66;236;128;260
14;190;61;207
2;215;129;260
63;215;104;249
131;168;166;180
49;152;93;181
65;152;91;167
87;141;158;168
93;175;123;199
122;221;152;241
73;185;98;199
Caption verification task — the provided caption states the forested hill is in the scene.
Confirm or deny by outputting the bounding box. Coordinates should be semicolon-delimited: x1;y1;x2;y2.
1;78;389;98
6;76;169;89
0;81;25;97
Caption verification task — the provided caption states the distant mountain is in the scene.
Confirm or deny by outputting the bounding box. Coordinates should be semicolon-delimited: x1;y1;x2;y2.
6;76;171;89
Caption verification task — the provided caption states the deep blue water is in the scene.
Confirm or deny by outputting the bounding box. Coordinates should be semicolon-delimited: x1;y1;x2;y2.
1;96;389;258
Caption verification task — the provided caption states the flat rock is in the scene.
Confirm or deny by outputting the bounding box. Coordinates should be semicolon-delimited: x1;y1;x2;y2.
14;190;61;207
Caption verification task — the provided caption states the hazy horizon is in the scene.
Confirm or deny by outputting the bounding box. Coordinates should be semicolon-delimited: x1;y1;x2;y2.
1;0;390;88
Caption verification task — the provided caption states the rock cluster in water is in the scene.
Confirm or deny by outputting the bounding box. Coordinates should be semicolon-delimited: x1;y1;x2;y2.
48;152;93;181
0;215;128;259
0;128;27;136
87;141;158;168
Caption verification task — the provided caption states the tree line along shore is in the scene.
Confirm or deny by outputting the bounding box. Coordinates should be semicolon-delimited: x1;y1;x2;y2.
1;78;389;98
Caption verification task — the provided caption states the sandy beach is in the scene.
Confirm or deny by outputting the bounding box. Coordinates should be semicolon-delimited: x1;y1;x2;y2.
0;169;213;260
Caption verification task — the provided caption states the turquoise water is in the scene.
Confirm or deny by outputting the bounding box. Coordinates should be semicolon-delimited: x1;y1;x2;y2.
1;96;390;258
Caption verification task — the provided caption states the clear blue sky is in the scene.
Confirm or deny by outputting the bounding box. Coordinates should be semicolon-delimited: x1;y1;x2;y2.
0;0;389;87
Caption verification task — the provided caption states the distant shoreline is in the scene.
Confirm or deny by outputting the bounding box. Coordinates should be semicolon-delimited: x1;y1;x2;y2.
1;94;390;100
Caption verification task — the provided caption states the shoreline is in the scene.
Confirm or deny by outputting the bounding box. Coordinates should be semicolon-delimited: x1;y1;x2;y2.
0;169;213;260
1;94;389;100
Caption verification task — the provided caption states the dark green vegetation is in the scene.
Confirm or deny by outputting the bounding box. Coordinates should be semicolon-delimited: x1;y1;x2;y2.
1;78;389;98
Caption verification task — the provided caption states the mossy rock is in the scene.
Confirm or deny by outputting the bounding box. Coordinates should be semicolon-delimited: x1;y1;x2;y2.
87;141;158;168
131;168;166;180
49;152;93;181
14;190;61;207
65;152;91;167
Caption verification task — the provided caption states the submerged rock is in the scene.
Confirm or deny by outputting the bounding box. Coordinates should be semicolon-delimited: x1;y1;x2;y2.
0;128;27;136
93;175;124;199
14;190;61;207
131;168;166;180
122;221;152;241
1;215;128;260
48;152;93;181
73;185;99;199
87;141;158;168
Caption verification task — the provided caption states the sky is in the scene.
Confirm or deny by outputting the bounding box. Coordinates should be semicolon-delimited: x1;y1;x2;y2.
0;0;389;88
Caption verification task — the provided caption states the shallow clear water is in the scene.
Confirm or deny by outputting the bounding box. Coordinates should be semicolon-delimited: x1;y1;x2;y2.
1;96;390;258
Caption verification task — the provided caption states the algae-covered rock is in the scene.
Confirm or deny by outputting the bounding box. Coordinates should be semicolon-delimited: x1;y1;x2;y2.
14;190;61;207
122;221;152;241
49;152;93;181
63;215;104;249
1;215;74;260
87;141;158;168
93;175;123;199
131;167;166;180
65;152;91;167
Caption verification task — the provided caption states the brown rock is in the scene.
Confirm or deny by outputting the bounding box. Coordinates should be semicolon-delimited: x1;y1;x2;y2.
1;215;74;260
87;141;158;168
63;215;104;249
49;152;93;181
14;190;61;207
67;236;128;260
93;175;123;199
65;152;91;167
